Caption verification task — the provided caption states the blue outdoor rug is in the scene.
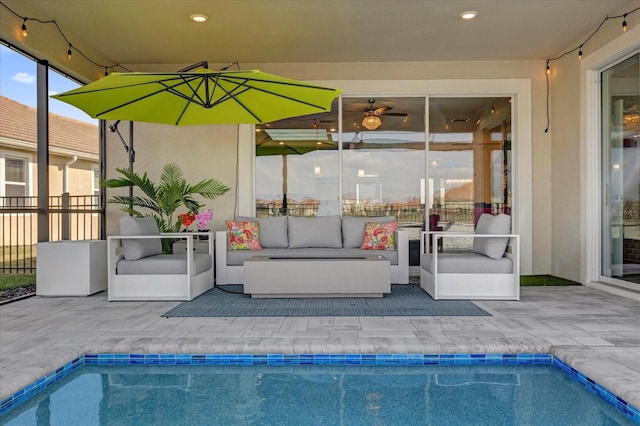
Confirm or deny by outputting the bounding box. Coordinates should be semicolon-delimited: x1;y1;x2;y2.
162;284;491;317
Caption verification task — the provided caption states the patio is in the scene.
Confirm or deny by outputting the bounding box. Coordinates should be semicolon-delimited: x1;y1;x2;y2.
1;285;639;411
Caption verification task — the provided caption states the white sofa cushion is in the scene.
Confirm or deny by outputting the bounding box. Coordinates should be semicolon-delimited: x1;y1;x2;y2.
236;216;288;248
421;252;512;274
227;247;399;266
117;253;212;275
119;216;163;260
288;215;342;248
473;213;511;260
342;216;397;248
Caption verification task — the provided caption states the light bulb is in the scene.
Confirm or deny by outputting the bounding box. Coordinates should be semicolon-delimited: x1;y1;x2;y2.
190;14;208;22
67;44;72;60
623;14;627;32
21;19;27;37
578;48;583;60
546;63;551;75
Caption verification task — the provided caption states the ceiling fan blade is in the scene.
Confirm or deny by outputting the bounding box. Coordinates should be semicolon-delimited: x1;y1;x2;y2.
373;106;391;115
382;112;408;117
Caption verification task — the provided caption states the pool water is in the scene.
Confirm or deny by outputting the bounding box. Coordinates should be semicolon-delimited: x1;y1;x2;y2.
1;364;635;425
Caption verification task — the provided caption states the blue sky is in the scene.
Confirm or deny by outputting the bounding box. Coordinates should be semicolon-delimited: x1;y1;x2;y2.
0;45;97;125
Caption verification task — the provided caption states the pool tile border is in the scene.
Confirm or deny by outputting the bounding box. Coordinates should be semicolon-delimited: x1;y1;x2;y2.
1;353;639;423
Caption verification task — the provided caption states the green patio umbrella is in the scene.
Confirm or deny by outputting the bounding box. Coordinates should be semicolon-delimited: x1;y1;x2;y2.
51;69;342;126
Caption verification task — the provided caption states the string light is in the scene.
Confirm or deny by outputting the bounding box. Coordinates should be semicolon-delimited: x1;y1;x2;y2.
0;1;132;75
544;4;640;132
546;5;639;72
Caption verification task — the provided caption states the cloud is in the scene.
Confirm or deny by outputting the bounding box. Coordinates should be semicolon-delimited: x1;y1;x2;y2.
48;90;58;96
11;72;35;84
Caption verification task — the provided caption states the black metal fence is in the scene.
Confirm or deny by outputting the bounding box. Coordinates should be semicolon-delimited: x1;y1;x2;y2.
256;201;507;227
1;195;102;273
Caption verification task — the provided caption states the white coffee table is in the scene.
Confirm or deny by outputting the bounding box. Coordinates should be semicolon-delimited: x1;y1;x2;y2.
243;256;391;298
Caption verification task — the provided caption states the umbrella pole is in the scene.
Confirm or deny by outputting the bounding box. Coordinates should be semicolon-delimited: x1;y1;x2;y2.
282;154;288;215
128;121;135;210
108;121;136;213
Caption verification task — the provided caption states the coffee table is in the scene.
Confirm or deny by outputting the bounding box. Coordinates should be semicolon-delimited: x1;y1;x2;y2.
243;256;391;298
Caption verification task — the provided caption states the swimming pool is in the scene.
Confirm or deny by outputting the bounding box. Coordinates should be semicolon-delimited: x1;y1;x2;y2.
1;354;638;424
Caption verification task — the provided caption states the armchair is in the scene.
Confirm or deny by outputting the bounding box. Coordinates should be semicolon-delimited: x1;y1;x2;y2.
420;213;520;300
107;217;214;301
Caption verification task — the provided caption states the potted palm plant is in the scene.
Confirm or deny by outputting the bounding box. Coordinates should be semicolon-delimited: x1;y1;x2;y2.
102;163;230;251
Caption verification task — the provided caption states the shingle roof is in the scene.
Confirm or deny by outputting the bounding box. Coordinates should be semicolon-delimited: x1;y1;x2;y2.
0;96;99;156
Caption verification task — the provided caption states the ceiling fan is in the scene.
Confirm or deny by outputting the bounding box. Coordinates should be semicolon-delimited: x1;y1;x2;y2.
360;99;407;130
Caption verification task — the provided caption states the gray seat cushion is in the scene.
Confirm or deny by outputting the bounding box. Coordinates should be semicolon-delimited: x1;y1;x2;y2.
119;216;162;260
236;216;288;248
473;213;511;260
421;252;512;274
227;247;399;266
287;215;342;248
117;254;212;275
342;216;397;248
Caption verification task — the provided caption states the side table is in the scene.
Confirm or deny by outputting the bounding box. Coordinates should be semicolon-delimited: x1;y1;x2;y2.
36;240;107;296
172;232;214;255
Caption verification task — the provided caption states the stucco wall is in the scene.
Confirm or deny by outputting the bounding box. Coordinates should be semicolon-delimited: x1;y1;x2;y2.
550;4;640;283
104;122;239;237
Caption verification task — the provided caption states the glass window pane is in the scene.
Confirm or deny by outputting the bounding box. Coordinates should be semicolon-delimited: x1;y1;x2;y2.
5;183;26;197
255;100;339;217
600;52;640;284
5;157;26;182
341;97;426;235
429;97;512;250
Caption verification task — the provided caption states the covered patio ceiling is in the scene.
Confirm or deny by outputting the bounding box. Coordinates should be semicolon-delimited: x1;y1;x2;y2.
6;1;634;66
1;1;635;131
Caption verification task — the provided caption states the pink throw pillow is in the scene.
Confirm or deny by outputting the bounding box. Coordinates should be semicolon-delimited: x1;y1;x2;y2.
360;222;397;250
226;221;262;250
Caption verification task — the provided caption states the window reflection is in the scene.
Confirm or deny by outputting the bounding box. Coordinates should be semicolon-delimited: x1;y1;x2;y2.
341;98;426;235
255;101;339;217
428;97;512;248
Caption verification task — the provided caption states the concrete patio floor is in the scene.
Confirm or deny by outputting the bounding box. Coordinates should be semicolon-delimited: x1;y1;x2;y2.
1;284;639;411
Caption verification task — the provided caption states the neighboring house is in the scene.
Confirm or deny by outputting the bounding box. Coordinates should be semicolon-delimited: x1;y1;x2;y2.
0;96;99;244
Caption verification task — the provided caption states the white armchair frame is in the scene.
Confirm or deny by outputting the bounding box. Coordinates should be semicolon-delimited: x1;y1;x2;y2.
107;232;214;301
420;231;520;300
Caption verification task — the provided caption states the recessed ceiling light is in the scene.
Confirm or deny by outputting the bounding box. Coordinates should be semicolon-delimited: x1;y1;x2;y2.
460;11;478;20
190;14;208;23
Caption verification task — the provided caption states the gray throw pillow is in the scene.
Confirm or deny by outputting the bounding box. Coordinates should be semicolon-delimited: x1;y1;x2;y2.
342;216;397;248
236;216;288;248
119;216;162;260
473;213;511;260
288;215;342;248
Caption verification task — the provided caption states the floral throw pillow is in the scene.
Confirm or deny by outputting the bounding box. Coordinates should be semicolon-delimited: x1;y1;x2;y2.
360;222;397;250
226;220;262;250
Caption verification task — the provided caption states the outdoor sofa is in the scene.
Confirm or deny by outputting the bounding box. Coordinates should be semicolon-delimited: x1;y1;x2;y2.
215;215;409;287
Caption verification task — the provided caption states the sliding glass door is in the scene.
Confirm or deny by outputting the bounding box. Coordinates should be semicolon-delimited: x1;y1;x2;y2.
428;97;512;248
601;52;640;287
